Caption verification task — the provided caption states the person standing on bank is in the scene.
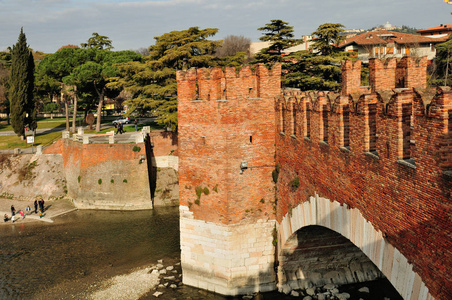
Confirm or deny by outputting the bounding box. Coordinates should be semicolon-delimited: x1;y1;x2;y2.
39;198;44;213
34;199;38;214
11;205;15;216
134;118;138;131
116;122;124;134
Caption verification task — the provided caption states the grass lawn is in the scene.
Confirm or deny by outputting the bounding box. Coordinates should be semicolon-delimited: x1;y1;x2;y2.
0;131;62;150
0;117;114;132
0;119;164;150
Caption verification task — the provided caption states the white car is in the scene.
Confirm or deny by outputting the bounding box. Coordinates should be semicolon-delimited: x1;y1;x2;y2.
112;117;130;125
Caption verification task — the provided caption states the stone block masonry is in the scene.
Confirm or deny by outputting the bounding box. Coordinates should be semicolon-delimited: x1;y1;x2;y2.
177;64;281;294
180;206;276;295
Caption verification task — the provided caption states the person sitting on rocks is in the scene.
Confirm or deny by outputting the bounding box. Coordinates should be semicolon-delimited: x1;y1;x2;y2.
4;214;8;222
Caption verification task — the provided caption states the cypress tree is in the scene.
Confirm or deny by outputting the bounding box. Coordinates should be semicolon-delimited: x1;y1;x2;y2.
9;28;35;138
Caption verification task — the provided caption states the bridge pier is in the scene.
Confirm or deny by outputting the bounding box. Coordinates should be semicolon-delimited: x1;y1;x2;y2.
180;206;276;295
177;64;282;296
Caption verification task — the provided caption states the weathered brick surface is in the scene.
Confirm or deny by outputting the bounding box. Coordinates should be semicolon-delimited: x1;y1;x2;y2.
177;57;450;298
276;59;451;299
149;131;178;157
177;64;281;225
44;139;152;209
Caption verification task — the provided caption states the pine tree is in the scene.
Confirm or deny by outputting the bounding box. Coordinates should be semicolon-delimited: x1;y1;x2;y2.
9;28;35;138
310;23;345;56
110;27;221;131
254;19;301;64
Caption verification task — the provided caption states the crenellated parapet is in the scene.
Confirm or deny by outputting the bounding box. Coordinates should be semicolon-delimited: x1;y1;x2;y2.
276;58;452;300
277;57;450;173
178;56;451;299
176;63;281;102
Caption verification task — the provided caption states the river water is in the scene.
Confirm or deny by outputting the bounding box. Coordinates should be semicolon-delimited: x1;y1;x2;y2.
0;207;402;300
0;208;181;299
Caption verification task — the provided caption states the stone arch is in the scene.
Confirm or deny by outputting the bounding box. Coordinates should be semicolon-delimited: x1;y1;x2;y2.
277;194;434;300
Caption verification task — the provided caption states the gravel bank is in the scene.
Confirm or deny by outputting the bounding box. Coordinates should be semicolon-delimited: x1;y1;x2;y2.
89;267;160;300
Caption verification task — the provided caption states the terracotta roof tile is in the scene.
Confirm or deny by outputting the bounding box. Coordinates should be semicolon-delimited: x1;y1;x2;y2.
339;30;450;48
417;24;452;34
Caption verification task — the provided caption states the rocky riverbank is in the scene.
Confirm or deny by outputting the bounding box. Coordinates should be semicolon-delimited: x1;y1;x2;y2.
0;153;66;201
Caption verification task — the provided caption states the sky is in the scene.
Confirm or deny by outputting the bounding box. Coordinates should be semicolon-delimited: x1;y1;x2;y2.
0;0;450;53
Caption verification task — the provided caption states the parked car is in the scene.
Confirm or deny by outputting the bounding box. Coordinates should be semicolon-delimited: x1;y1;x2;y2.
112;117;130;125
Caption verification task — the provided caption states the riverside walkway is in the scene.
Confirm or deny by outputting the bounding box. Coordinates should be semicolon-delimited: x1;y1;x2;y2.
0;198;77;225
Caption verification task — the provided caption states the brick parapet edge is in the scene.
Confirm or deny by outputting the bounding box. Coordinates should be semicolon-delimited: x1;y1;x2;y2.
276;75;451;299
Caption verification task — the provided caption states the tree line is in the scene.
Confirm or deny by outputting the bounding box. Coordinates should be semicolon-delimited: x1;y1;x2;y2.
1;21;451;137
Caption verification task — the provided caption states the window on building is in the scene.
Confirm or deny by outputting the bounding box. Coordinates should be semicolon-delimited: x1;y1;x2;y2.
281;105;285;134
343;105;350;148
306;109;311;139
348;50;358;58
448;109;452;134
402;103;412;160
322;105;329;143
369;104;377;154
387;47;394;54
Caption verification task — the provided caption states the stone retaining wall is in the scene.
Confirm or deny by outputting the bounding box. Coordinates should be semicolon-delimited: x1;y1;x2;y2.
180;205;276;295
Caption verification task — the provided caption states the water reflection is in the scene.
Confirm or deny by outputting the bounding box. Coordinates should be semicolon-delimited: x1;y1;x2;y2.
0;207;180;299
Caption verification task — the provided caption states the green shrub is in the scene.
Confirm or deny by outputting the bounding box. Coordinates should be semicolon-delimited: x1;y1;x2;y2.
272;164;280;183
195;186;203;199
98;179;102;185
289;176;300;191
132;146;141;152
203;187;209;196
123;179;128;183
111;179;114;184
78;176;81;183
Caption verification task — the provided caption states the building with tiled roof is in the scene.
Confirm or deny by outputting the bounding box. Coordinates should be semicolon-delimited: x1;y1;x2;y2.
338;29;449;62
417;24;452;36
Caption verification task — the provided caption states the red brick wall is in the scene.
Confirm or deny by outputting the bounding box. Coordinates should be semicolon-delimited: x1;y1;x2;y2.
369;58;397;91
276;84;452;299
149;131;178;157
45;139;146;168
177;64;281;225
397;56;428;89
341;60;361;95
44;139;151;207
177;57;450;298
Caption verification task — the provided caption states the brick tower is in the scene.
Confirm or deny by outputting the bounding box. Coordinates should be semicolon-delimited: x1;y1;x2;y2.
177;64;281;295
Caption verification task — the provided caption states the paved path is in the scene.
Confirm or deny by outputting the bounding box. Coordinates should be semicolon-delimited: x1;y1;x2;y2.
0;198;77;225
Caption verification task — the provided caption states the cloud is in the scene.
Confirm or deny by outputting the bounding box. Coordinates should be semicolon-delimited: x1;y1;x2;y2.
0;0;449;53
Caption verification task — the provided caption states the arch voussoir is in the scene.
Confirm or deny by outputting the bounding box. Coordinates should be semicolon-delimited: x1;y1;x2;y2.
277;194;433;300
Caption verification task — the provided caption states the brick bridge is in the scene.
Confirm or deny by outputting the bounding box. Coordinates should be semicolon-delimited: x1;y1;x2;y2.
176;58;451;299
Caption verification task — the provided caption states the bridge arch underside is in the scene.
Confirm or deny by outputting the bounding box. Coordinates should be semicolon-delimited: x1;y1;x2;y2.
279;225;385;289
277;195;434;300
